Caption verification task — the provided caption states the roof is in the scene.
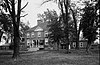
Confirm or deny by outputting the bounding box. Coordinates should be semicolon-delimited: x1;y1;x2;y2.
26;25;38;32
26;22;49;32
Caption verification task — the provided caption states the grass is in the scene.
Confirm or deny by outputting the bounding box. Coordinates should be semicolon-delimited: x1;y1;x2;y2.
0;49;99;65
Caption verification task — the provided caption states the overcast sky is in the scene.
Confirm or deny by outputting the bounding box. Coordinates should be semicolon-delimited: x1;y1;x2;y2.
21;0;60;27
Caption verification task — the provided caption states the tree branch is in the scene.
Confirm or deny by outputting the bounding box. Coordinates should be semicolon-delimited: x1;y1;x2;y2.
21;2;28;11
4;0;12;15
41;0;52;6
20;14;28;17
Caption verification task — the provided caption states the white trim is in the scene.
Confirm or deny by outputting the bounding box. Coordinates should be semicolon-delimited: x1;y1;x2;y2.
79;42;83;47
37;32;41;37
31;32;34;37
34;26;43;31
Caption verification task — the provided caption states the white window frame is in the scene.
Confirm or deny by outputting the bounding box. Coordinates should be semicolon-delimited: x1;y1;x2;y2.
31;32;34;37
73;42;76;48
44;31;48;37
38;32;41;37
45;38;48;45
27;39;30;46
27;33;30;38
80;42;83;47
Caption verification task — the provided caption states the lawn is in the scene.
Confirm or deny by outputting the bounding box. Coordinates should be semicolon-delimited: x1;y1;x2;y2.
0;49;99;65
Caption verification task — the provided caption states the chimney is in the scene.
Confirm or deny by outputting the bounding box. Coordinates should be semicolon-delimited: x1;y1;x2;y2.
37;20;43;25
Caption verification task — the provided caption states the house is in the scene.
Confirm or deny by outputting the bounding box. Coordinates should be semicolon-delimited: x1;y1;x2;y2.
71;31;88;49
24;20;89;51
24;20;49;51
0;32;11;50
0;31;26;50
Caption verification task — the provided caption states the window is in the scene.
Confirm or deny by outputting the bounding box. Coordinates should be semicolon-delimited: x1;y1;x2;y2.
38;32;41;37
44;31;48;37
39;40;44;45
27;39;30;46
45;38;48;45
80;42;83;47
2;36;6;40
27;33;30;38
21;38;25;42
45;42;48;45
73;42;76;48
31;32;34;37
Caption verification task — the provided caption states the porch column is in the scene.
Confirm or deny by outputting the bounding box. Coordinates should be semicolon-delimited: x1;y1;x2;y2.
36;40;38;47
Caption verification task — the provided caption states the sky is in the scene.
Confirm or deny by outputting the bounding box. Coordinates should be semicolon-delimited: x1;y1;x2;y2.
0;0;90;27
21;0;60;27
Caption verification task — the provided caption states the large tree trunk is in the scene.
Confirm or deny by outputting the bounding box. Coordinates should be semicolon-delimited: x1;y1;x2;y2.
12;0;21;59
12;25;20;58
76;23;81;49
64;0;70;53
86;39;92;54
57;40;60;50
66;42;70;53
75;32;80;49
59;0;70;53
75;34;79;49
3;0;23;59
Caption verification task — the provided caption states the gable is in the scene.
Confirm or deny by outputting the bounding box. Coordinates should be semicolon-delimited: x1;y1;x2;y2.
34;26;43;31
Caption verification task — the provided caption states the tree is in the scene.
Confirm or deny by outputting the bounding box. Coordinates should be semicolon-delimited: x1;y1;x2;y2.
58;0;70;53
19;21;30;36
69;0;84;49
48;13;63;50
38;9;63;50
94;0;100;28
48;19;63;50
81;1;98;53
42;0;74;53
0;0;28;58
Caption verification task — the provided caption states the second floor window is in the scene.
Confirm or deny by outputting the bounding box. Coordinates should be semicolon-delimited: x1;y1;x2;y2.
27;33;30;38
44;31;48;37
31;32;34;37
38;32;41;37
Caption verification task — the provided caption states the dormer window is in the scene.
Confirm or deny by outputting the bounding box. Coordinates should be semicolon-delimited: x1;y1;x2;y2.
38;32;41;37
31;32;34;37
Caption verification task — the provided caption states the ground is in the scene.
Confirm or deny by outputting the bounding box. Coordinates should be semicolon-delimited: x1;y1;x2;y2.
0;49;99;65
